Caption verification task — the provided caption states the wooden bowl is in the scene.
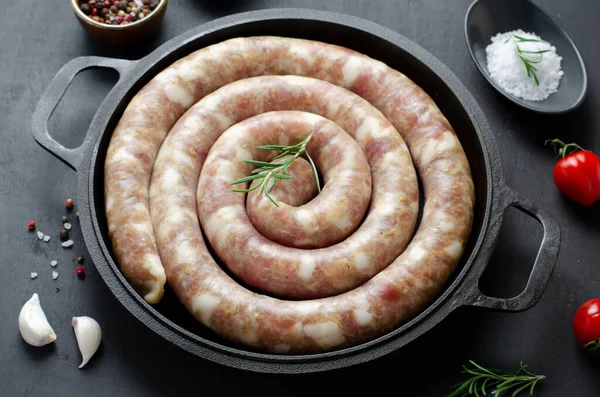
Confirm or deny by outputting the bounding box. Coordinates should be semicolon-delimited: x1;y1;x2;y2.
70;0;168;46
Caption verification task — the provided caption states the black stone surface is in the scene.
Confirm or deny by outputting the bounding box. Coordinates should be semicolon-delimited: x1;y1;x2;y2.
1;0;599;395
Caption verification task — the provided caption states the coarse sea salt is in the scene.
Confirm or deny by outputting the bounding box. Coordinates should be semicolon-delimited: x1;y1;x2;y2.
486;29;563;101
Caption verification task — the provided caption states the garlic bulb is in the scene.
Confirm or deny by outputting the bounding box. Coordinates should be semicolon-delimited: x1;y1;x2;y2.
72;316;102;368
18;293;57;347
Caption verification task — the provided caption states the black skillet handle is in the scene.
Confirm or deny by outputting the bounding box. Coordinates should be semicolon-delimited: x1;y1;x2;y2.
31;56;134;171
463;184;561;312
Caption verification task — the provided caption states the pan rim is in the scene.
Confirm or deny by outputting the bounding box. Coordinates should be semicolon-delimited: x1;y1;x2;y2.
79;8;501;373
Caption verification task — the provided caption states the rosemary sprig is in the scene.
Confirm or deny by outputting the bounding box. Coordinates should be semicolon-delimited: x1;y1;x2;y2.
508;34;551;87
229;134;321;207
448;360;545;397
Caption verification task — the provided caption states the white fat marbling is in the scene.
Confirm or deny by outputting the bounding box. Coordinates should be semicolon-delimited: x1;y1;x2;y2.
437;132;458;152
290;44;316;67
353;300;373;326
191;294;221;326
235;147;252;162
353;252;371;271
204;206;242;241
110;149;137;165
215;160;236;182
410;246;426;261
141;252;162;276
165;82;194;108
445;240;463;259
341;55;363;85
162;168;181;190
176;241;195;265
298;256;316;280
335;216;352;231
303;321;345;349
296;209;316;233
294;301;320;315
133;223;152;236
355;117;380;144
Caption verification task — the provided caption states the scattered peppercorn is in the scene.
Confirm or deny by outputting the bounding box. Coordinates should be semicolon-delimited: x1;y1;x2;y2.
56;287;60;293
101;7;110;16
110;5;118;13
76;266;86;278
28;220;36;231
80;3;91;14
66;198;74;209
62;215;68;223
59;229;69;241
77;256;85;264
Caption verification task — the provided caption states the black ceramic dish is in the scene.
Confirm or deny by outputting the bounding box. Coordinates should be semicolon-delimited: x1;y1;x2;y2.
31;9;561;374
465;0;587;114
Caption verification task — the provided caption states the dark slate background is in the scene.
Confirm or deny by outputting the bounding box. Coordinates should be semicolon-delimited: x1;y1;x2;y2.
1;0;599;396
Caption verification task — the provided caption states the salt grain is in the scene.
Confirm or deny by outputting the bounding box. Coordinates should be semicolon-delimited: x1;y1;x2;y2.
52;271;59;280
486;29;563;101
30;272;38;279
37;231;44;240
61;240;74;248
64;222;72;230
50;260;58;268
43;235;51;242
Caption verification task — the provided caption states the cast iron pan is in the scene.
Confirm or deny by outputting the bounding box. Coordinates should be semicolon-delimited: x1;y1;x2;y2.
31;9;561;374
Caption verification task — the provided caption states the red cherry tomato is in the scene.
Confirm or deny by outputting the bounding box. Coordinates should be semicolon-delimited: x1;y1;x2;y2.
546;139;600;206
573;299;600;346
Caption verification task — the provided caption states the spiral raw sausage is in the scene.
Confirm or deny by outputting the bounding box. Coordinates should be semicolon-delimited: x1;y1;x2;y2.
104;36;474;352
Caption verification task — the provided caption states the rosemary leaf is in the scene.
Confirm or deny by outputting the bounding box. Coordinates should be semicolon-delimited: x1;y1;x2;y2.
229;174;266;185
244;159;285;168
272;173;292;180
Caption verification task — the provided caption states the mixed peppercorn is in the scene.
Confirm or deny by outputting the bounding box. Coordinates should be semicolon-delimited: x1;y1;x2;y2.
79;0;160;25
28;198;87;282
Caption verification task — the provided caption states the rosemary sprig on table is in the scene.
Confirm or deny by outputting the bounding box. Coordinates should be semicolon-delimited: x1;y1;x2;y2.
229;134;321;207
448;360;545;397
506;34;551;86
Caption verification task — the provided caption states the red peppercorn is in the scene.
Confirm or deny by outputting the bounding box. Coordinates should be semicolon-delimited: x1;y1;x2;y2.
113;0;118;4
66;198;74;209
104;0;110;6
125;14;132;21
76;266;86;278
92;7;98;15
27;220;36;231
117;15;124;22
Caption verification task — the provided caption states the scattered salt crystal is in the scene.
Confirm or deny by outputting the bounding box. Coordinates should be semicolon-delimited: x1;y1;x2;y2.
61;240;74;248
50;260;58;268
64;222;72;230
485;29;563;101
52;271;59;280
43;235;51;242
30;272;38;279
37;231;44;240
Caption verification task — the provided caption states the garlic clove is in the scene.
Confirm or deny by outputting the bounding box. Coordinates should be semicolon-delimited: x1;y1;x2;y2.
18;293;57;347
72;316;102;368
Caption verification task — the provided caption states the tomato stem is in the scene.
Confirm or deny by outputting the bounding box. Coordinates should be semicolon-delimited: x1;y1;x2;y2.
583;339;600;353
544;138;588;159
